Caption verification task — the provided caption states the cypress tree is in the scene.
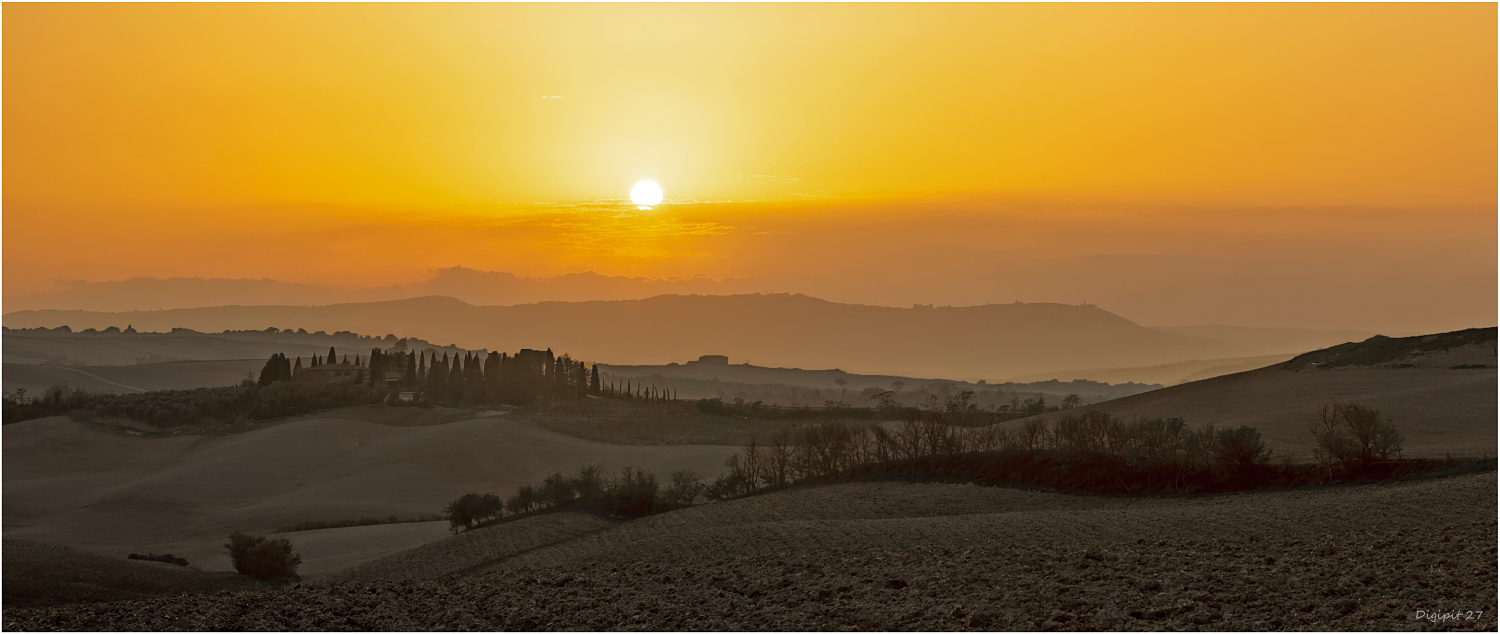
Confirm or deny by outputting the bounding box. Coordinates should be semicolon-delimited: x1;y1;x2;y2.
448;353;464;403
279;353;291;382
428;352;448;403
468;354;485;402
258;354;281;387
483;352;502;402
328;347;337;365
589;365;601;395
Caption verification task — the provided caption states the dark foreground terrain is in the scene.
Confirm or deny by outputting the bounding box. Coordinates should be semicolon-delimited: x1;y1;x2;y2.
4;472;1496;631
4;525;1494;631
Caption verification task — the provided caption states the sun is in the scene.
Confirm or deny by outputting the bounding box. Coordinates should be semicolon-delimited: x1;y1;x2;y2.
630;180;663;210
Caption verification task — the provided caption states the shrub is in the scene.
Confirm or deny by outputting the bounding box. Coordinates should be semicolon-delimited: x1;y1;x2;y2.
224;532;301;582
702;473;736;501
506;485;537;515
1213;425;1272;479
602;466;659;517
443;493;504;533
664;470;704;507
1311;402;1405;471
540;472;575;508
567;464;606;502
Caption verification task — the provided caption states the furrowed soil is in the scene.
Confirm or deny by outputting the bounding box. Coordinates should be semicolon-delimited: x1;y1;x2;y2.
5;472;1493;631
2;540;262;609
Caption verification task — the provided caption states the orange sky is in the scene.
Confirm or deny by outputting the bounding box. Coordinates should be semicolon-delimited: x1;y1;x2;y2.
4;3;1496;331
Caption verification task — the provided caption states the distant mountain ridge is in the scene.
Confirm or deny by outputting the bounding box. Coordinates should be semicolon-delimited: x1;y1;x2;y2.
3;294;1249;380
2;268;759;313
2;325;482;367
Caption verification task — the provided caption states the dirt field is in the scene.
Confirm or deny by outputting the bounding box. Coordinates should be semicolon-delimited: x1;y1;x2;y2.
2;414;737;578
4;472;1492;630
1;540;262;608
468;472;1498;574
324;512;619;584
278;522;456;580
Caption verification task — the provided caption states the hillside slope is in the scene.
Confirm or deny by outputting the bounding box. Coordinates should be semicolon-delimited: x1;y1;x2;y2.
1149;325;1378;355
2;539;262;608
2;415;736;579
1003;328;1497;460
3;294;1250;379
2;359;265;395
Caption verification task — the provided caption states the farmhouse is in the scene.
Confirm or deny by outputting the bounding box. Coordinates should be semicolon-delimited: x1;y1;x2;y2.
297;361;369;384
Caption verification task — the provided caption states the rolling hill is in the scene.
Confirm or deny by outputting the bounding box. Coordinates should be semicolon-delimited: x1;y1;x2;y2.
1001;328;1498;460
4;294;1252;380
1;411;738;580
2;359;266;395
1148;325;1380;355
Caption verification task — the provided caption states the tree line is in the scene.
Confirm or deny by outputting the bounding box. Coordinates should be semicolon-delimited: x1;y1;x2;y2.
3;346;609;425
442;463;705;532
707;401;1412;496
255;346;601;407
439;401;1421;534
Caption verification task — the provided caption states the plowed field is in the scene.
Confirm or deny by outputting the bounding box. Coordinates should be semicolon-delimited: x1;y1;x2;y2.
6;472;1493;631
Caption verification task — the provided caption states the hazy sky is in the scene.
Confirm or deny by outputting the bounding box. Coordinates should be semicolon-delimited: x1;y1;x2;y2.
4;3;1495;331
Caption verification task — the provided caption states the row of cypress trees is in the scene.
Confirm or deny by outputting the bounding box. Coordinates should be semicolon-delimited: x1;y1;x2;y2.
258;346;604;406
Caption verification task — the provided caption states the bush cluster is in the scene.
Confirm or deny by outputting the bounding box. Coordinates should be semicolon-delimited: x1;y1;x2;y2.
712;403;1404;496
450;402;1415;529
444;493;504;532
447;464;708;533
505;464;672;518
3;384;256;427
1310;402;1406;474
224;532;301;582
